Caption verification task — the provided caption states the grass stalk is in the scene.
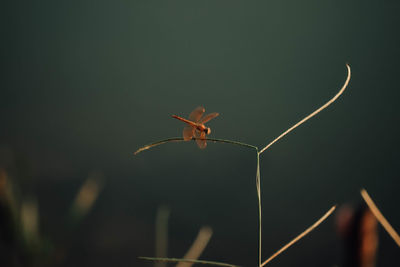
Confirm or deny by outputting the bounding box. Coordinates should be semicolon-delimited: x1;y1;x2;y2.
155;206;170;267
177;226;213;267
361;188;400;247
256;151;261;267
259;63;351;154
256;153;262;266
139;257;240;267
261;205;336;266
134;137;258;155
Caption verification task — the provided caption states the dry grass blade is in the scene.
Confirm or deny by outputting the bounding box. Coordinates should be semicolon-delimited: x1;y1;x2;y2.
177;226;213;267
361;188;400;247
261;205;336;266
139;257;240;267
256;152;261;267
70;171;104;223
155;206;170;267
20;199;39;244
134;137;257;155
259;64;351;154
134;138;185;155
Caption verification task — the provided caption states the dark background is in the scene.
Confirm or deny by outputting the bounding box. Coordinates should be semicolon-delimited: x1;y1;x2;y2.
1;1;399;266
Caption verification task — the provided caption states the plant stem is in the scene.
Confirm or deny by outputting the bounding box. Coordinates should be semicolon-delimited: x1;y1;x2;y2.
261;206;336;266
134;137;258;155
361;189;400;247
256;151;261;267
259;64;351;154
138;257;241;267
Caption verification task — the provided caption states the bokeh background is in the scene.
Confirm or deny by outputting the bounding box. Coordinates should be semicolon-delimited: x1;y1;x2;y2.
1;1;399;266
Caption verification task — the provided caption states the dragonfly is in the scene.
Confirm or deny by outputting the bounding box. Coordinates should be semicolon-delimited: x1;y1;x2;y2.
172;106;219;149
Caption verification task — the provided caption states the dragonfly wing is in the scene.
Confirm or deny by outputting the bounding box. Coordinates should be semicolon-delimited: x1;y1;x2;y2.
183;125;195;141
199;112;219;124
194;129;201;138
195;131;207;149
189;106;205;122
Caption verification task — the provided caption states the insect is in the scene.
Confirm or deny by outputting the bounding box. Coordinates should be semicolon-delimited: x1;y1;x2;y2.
172;106;219;149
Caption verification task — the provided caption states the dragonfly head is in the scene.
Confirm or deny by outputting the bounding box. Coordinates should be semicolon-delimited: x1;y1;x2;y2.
205;127;211;135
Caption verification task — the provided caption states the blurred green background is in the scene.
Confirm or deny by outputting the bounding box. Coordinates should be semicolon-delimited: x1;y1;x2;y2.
1;0;399;266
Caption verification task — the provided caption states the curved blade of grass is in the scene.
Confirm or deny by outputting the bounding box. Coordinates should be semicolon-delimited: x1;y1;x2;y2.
259;64;351;154
261;205;336;266
361;189;400;247
177;226;213;267
134;137;258;155
138;257;240;267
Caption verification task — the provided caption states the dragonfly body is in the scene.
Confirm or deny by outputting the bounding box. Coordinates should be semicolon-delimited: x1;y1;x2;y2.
171;115;210;135
171;106;219;149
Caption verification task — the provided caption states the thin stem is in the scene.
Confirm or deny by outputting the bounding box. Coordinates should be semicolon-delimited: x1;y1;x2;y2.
177;226;213;267
256;151;261;267
261;205;336;266
155;206;170;267
138;257;240;267
134;137;258;155
361;189;400;247
259;64;351;154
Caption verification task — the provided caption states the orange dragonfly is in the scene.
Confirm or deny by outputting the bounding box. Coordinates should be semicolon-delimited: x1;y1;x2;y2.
172;106;219;149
